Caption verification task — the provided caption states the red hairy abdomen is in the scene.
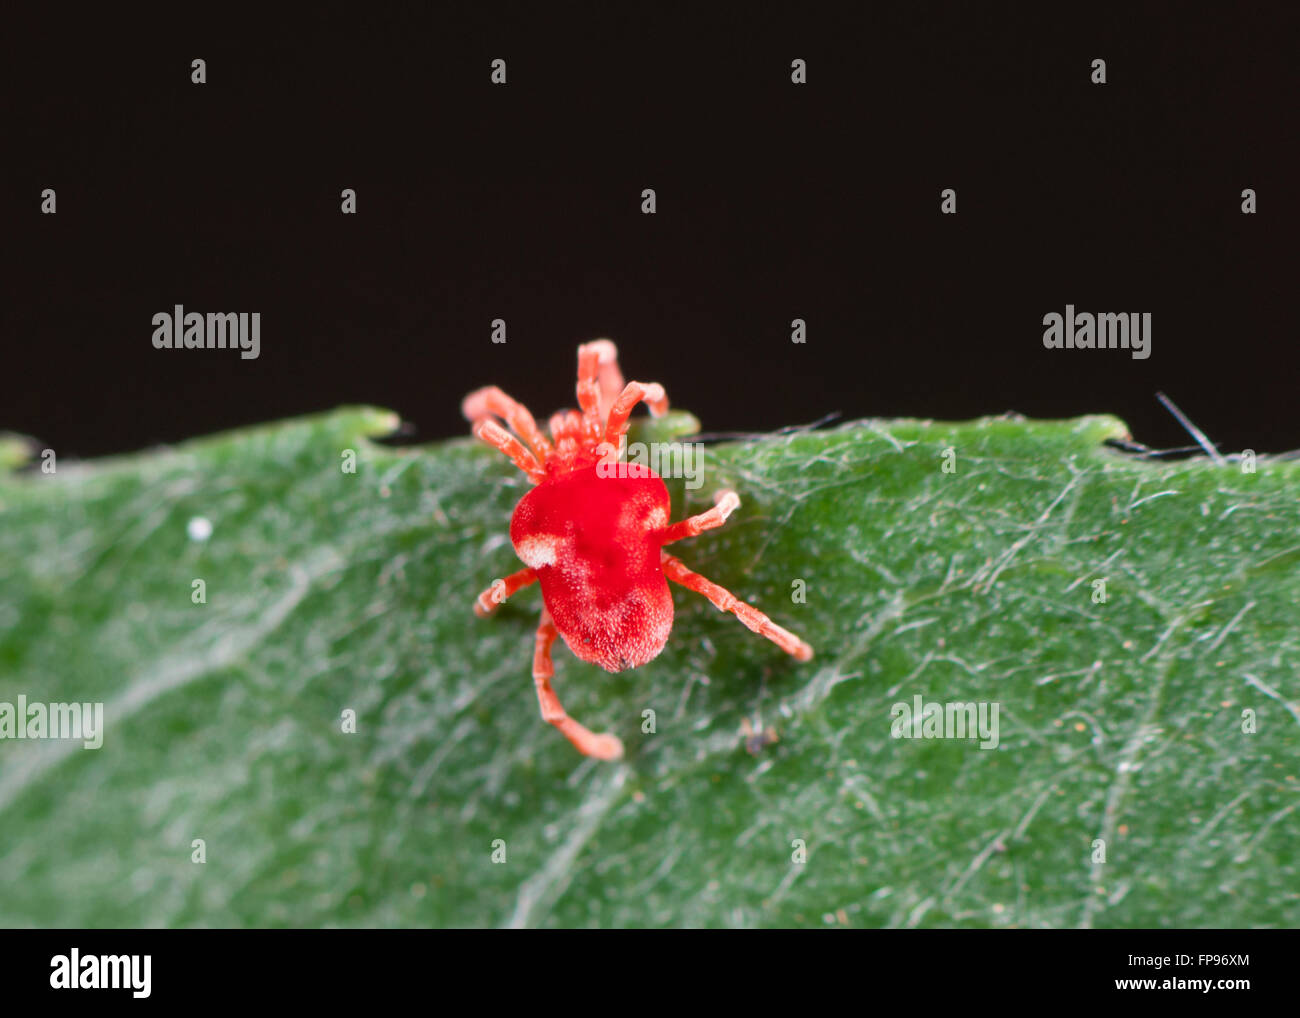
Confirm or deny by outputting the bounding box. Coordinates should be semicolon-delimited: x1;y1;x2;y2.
511;465;673;672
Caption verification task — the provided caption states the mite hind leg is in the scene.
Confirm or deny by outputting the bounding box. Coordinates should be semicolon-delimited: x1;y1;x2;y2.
662;552;813;661
532;608;625;760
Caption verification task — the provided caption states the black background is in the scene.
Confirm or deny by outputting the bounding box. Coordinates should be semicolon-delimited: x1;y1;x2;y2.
4;3;1296;459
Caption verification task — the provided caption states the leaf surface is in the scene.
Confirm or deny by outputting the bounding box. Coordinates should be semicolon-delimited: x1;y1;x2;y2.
1;408;1296;927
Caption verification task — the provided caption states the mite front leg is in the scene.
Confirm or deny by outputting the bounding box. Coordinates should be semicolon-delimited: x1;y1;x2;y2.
602;380;669;448
594;342;626;424
659;489;741;545
548;410;585;463
533;608;625;760
576;339;628;440
473;567;537;617
662;552;813;661
462;385;554;464
470;419;547;483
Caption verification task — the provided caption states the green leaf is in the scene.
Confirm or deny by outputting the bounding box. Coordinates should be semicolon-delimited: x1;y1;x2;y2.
1;407;1296;928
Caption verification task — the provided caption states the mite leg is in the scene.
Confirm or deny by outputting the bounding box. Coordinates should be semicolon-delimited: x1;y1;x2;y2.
547;409;587;462
576;339;626;438
462;385;554;464
533;608;625;760
659;489;741;545
662;552;813;662
470;419;546;483
473;567;537;617
602;380;669;448
594;343;625;423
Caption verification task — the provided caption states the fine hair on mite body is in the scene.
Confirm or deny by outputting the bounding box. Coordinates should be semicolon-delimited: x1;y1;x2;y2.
463;340;813;761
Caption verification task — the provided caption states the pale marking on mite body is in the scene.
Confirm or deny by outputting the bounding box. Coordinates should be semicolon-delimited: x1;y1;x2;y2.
621;501;667;533
515;535;558;569
463;339;814;761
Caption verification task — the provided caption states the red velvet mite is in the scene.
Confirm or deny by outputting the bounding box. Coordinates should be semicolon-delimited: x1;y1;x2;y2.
463;340;813;760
